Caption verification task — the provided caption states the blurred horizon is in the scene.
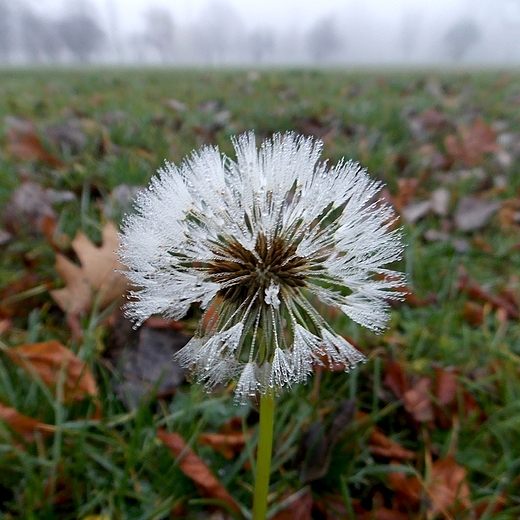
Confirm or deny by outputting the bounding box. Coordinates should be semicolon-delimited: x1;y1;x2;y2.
1;0;520;66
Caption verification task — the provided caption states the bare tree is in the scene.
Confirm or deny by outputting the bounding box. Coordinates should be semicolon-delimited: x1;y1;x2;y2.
143;6;175;63
247;28;275;63
192;1;244;64
0;0;15;63
305;16;343;63
57;13;105;62
20;8;64;63
443;18;481;61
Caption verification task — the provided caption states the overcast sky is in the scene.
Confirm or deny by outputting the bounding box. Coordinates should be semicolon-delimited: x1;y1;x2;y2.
34;0;469;31
16;0;520;65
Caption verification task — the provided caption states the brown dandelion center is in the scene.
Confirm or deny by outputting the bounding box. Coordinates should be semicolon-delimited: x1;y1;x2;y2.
206;234;308;304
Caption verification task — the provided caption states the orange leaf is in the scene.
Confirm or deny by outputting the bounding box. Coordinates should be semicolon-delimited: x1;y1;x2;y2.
198;432;246;459
157;428;240;514
458;268;519;319
357;508;410;520
7;129;64;168
428;456;472;516
389;457;472;516
462;301;485;326
403;377;434;424
0;401;54;442
2;340;97;403
369;429;415;460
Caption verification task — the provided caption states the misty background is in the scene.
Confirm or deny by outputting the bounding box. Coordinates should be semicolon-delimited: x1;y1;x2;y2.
1;0;520;66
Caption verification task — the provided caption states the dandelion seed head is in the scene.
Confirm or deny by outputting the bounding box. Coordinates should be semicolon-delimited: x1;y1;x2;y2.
119;131;405;402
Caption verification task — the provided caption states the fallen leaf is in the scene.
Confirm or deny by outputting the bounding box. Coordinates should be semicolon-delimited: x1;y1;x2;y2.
271;489;313;520
314;494;364;520
357;508;410;520
445;119;500;167
389;456;472;517
499;198;520;231
50;222;128;338
406;107;453;141
428;456;472;516
453;196;500;232
430;187;450;217
0;271;43;319
387;463;422;504
157;429;240;514
163;98;187;112
433;366;483;428
2;181;57;236
403;377;434;424
7;128;64;167
369;429;415;460
299;400;356;484
0;228;12;245
107;316;189;409
458;268;519;319
383;356;408;400
0;401;54;442
198;432;246;460
0;319;12;335
401;200;431;224
45;120;87;155
2;340;97;403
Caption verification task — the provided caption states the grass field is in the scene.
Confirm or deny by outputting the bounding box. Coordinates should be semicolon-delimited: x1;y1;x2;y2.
0;68;519;519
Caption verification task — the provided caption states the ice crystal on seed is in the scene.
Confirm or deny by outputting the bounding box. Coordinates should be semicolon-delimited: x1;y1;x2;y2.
119;131;405;403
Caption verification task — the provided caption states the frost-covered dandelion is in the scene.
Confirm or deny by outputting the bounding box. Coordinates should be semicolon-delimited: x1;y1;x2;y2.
119;132;404;402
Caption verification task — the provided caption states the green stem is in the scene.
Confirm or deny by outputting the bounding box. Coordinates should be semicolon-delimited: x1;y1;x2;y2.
252;390;275;520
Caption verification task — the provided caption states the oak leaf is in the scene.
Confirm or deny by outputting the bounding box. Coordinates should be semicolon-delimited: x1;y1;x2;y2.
50;222;128;336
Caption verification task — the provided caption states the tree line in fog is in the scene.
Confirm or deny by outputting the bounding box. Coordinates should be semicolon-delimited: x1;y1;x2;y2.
1;0;519;65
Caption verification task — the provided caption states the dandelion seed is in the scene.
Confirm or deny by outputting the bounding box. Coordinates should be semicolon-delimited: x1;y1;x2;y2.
119;131;405;403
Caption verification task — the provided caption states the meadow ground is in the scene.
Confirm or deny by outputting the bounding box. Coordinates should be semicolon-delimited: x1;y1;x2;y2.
0;67;519;519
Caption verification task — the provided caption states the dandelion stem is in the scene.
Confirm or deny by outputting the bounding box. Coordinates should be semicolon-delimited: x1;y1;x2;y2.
252;390;275;520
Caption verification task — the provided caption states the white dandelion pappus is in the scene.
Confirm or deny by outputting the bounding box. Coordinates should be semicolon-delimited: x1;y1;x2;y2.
119;132;405;403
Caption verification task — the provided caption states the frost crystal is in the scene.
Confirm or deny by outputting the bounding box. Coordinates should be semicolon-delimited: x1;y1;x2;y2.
119;132;405;403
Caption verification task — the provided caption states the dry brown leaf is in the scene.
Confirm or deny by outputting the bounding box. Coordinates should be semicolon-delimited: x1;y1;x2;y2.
428;456;472;516
7;129;64;168
157;429;240;514
403;377;434;424
50;222;128;336
458;268;519;319
2;340;97;402
383;356;408;400
0;271;42;319
445;119;501;167
271;490;314;520
369;429;415;460
389;456;472;517
198;432;246;460
499;198;520;231
0;401;54;442
357;508;410;520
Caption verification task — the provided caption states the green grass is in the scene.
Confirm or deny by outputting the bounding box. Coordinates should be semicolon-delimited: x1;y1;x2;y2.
0;67;519;519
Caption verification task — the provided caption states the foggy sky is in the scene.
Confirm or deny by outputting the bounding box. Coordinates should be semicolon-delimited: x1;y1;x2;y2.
3;0;520;65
